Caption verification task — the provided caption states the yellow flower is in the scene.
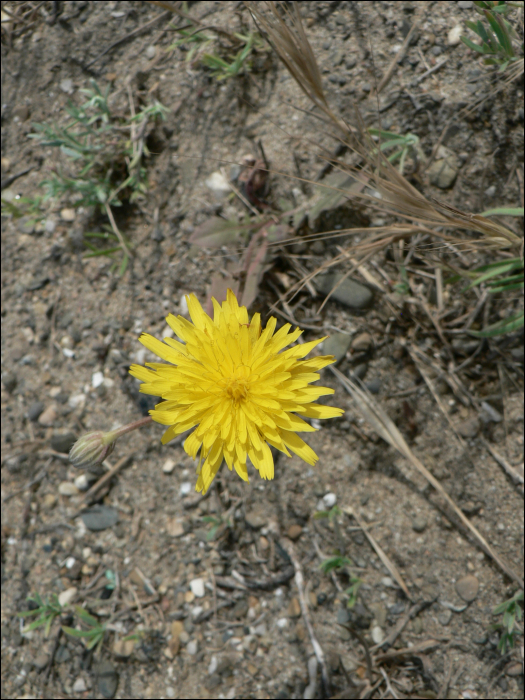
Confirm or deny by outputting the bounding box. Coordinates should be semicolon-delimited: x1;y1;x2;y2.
129;290;343;494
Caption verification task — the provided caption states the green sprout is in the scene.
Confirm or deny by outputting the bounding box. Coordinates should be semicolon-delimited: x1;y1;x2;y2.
201;33;258;80
319;556;363;609
18;592;63;637
24;79;167;274
368;128;420;175
393;266;411;296
202;513;232;541
62;606;107;655
461;1;524;72
492;590;523;654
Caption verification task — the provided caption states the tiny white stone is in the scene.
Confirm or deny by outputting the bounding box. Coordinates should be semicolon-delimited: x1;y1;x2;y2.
163;458;176;474
103;377;115;389
92;371;104;389
179;482;192;496
72;677;87;693
186;639;198;655
208;655;218;674
62;347;75;358
205;171;231;198
276;618;288;629
323;493;337;508
191;605;203;618
190;578;205;598
179;295;189;316
448;24;462;46
371;625;384;644
58;587;77;607
60;207;76;222
58;481;80;496
74;474;90;491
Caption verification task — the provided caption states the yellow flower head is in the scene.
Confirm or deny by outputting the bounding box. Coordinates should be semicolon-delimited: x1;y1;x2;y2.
129;290;344;494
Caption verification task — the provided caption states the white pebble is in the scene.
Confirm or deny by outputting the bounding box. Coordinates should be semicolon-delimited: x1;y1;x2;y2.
58;481;80;496
208;655;218;675
179;482;192;496
276;618;288;629
191;605;203;618
205;171;231;199
371;625;384;644
448;24;462;46
58;587;77;607
72;677;87;693
162;458;176;474
91;371;104;389
186;639;198;655
323;493;337;508
190;578;205;598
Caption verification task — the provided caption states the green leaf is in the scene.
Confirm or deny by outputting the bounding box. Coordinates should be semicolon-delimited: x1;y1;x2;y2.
485;10;514;55
481;207;524;216
465;260;523;288
461;36;490;53
470;311;524;337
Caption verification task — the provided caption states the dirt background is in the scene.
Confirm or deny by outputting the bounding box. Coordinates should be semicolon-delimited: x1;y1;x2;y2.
1;1;524;699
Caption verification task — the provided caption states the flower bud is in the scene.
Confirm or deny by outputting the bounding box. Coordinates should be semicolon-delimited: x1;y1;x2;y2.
69;430;116;470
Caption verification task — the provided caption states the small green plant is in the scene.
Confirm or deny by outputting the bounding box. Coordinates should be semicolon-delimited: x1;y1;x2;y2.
202;512;232;541
201;33;259;80
62;606;107;655
30;81;168;208
368;128;420;175
461;1;524;72
168;27;215;62
25;79;167;273
319;555;363;609
393;265;411;295
447;256;524;336
18;592;63;637
491;590;523;654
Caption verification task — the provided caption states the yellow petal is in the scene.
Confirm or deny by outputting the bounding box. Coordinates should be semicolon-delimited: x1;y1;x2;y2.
280;430;318;465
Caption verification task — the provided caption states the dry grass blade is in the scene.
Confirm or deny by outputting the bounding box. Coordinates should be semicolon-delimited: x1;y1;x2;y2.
246;4;519;253
246;1;350;134
342;506;411;600
330;366;524;589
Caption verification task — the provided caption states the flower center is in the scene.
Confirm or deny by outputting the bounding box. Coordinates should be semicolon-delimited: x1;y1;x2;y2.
223;366;250;403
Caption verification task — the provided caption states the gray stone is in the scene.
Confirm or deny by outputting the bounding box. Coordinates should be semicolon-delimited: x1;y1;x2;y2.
429;147;460;189
457;417;480;439
2;371;17;392
337;607;350;625
458;1;473;8
27;401;44;422
323;333;351;362
50;431;77;454
411;515;427;533
438;609;452;626
316;273;373;310
365;377;381;394
95;659;118;699
245;506;267;529
456;574;479;602
81;505;119;532
349;363;368;382
17;216;35;235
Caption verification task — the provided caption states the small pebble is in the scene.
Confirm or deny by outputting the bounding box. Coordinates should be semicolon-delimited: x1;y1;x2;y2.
287;524;303;541
179;482;192;496
190;578;205;598
162;458;176;474
448;24;463;46
438;609;452;626
411;515;427;533
323;493;337;508
60;208;76;222
72;677;87;693
456;574;479;602
371;625;384;644
58;481;80;496
58;587;77;607
27;401;44;421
